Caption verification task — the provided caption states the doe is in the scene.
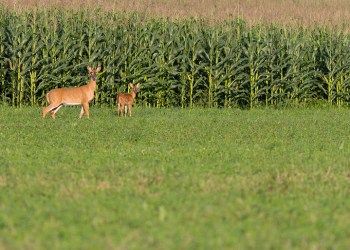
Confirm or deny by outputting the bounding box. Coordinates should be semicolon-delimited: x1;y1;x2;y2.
42;66;101;119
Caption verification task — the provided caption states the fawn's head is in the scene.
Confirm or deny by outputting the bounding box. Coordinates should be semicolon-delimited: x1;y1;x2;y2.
87;66;101;81
130;83;140;93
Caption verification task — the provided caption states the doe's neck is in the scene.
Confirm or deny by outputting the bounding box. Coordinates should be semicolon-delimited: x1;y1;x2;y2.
88;78;97;90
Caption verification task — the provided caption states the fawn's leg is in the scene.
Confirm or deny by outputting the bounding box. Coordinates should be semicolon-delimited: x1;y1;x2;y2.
128;104;132;117
124;105;128;117
117;103;122;116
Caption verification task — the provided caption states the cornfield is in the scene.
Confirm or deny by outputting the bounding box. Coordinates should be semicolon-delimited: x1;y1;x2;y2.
1;7;350;108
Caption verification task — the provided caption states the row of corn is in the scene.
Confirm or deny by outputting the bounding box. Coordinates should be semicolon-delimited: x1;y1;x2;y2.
1;7;350;108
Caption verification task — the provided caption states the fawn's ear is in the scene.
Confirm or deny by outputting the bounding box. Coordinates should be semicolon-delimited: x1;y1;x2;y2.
87;66;92;72
136;83;140;88
96;66;101;72
129;83;134;88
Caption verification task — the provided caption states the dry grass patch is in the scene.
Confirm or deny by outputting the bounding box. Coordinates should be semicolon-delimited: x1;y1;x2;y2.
2;0;350;27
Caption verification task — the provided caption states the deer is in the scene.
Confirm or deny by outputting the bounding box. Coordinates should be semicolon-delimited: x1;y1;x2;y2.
116;83;140;117
42;66;101;119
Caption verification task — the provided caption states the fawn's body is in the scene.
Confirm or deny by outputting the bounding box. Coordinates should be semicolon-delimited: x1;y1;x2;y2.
42;66;101;119
116;83;140;117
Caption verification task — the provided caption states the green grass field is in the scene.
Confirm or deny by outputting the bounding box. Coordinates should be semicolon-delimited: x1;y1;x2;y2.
1;106;350;249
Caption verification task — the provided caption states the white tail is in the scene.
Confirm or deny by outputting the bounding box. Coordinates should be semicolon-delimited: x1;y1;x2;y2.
116;83;140;117
42;66;101;119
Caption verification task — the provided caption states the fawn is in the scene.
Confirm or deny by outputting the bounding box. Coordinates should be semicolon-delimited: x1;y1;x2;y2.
116;83;140;117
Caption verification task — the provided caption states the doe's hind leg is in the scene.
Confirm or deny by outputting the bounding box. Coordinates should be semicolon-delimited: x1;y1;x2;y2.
43;104;59;119
50;105;62;119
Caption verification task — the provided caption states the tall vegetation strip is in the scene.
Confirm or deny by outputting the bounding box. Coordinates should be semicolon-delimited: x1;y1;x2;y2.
1;8;350;108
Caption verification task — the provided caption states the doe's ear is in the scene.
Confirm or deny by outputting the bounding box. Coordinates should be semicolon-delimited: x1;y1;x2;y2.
129;83;134;88
136;83;140;88
87;66;92;72
96;66;101;72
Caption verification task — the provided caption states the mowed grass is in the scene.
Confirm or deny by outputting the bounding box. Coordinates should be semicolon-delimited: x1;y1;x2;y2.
1;106;350;249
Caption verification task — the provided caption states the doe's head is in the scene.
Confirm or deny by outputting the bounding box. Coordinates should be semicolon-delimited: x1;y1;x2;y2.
87;66;101;81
